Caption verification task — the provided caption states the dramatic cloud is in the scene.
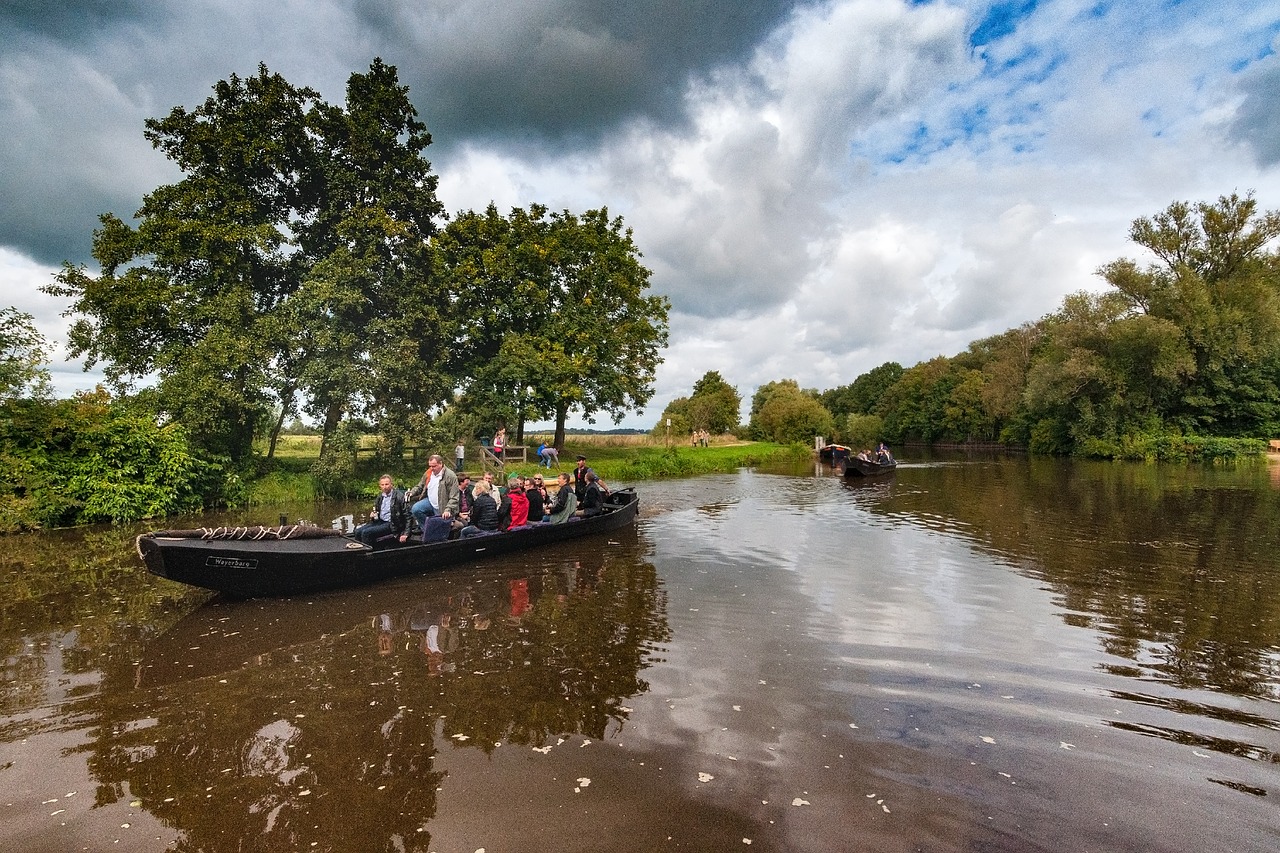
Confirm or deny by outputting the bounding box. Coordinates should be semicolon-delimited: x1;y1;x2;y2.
3;0;1279;426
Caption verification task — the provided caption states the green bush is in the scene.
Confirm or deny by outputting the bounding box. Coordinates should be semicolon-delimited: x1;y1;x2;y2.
1078;430;1266;462
0;392;212;529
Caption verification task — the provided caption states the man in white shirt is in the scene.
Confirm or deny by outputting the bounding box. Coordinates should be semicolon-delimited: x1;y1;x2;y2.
405;454;460;540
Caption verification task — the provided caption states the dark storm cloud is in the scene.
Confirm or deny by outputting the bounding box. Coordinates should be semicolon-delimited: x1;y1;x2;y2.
353;0;798;146
0;0;159;43
0;0;798;266
1229;50;1280;168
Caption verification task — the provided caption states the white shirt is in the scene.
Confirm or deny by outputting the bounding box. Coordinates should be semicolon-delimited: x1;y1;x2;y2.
427;470;442;511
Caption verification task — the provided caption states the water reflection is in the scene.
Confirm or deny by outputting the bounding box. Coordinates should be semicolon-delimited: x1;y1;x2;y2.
3;460;1280;851
74;539;667;851
853;455;1280;702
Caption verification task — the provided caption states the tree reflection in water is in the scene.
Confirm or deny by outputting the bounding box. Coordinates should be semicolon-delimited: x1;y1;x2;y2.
77;540;667;852
848;453;1280;701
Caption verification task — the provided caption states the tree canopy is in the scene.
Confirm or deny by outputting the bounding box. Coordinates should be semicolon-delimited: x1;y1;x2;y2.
747;379;833;444
435;204;669;448
0;308;51;401
653;370;741;436
45;62;669;464
47;60;444;462
865;193;1280;458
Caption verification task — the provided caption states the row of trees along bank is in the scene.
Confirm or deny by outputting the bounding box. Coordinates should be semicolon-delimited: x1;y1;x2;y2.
658;194;1278;461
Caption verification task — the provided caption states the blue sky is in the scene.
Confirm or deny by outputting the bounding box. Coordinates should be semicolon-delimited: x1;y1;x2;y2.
2;0;1278;428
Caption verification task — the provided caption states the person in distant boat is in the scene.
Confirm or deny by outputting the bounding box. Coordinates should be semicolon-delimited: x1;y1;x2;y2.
459;480;500;537
547;472;578;523
876;443;894;464
405;454;459;541
355;474;408;545
857;449;871;462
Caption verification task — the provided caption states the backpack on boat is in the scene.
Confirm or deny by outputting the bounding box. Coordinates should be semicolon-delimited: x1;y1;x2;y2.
421;516;453;544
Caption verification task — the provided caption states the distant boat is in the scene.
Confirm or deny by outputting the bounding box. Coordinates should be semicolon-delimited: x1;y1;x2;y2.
137;488;640;598
817;443;850;465
838;455;897;477
818;443;896;476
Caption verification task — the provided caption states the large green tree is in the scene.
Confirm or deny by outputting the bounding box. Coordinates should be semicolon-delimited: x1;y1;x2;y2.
437;204;669;449
653;371;742;438
47;60;443;462
1098;193;1280;436
687;370;741;434
748;379;834;444
820;361;903;419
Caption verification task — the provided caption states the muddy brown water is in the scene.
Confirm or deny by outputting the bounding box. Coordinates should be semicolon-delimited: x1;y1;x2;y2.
2;454;1278;852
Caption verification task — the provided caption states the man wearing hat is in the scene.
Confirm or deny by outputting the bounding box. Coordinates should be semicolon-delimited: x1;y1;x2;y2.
572;454;596;503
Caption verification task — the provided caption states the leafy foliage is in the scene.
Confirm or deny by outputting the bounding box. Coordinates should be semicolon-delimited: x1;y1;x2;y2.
0;390;210;530
0;308;52;401
747;379;834;444
436;204;670;448
46;60;444;463
653;370;741;436
853;193;1280;457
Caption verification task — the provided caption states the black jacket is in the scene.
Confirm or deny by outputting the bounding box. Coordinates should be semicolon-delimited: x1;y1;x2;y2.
371;489;409;534
579;483;604;517
468;493;500;531
525;486;545;520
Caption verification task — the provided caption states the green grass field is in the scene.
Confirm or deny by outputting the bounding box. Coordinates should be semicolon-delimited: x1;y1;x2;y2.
248;433;810;505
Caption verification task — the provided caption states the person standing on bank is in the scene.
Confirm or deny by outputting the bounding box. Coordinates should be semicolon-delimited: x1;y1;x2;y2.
355;474;408;545
405;454;460;540
454;440;466;472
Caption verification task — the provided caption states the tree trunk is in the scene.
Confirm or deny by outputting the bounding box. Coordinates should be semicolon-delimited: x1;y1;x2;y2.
319;400;344;457
266;382;296;461
554;403;568;450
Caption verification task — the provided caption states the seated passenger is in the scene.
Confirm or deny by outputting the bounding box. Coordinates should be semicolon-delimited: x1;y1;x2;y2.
525;474;547;522
575;472;605;518
354;474;408;545
452;472;473;533
459;480;500;537
547;472;577;523
406;454;460;531
506;474;530;529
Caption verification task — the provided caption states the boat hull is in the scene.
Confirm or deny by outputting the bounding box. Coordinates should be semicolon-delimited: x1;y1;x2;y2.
138;489;640;597
838;457;897;477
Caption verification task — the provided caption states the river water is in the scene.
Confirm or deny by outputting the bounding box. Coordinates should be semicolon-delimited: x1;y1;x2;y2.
2;454;1278;852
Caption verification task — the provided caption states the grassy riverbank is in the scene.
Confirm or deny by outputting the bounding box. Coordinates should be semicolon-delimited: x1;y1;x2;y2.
247;436;812;505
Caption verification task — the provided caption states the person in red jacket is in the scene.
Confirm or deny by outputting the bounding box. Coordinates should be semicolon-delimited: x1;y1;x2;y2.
505;474;530;529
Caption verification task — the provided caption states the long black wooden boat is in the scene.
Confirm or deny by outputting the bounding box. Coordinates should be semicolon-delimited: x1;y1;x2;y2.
137;488;639;598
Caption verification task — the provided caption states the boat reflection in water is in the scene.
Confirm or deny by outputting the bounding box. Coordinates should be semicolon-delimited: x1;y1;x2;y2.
106;528;667;852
